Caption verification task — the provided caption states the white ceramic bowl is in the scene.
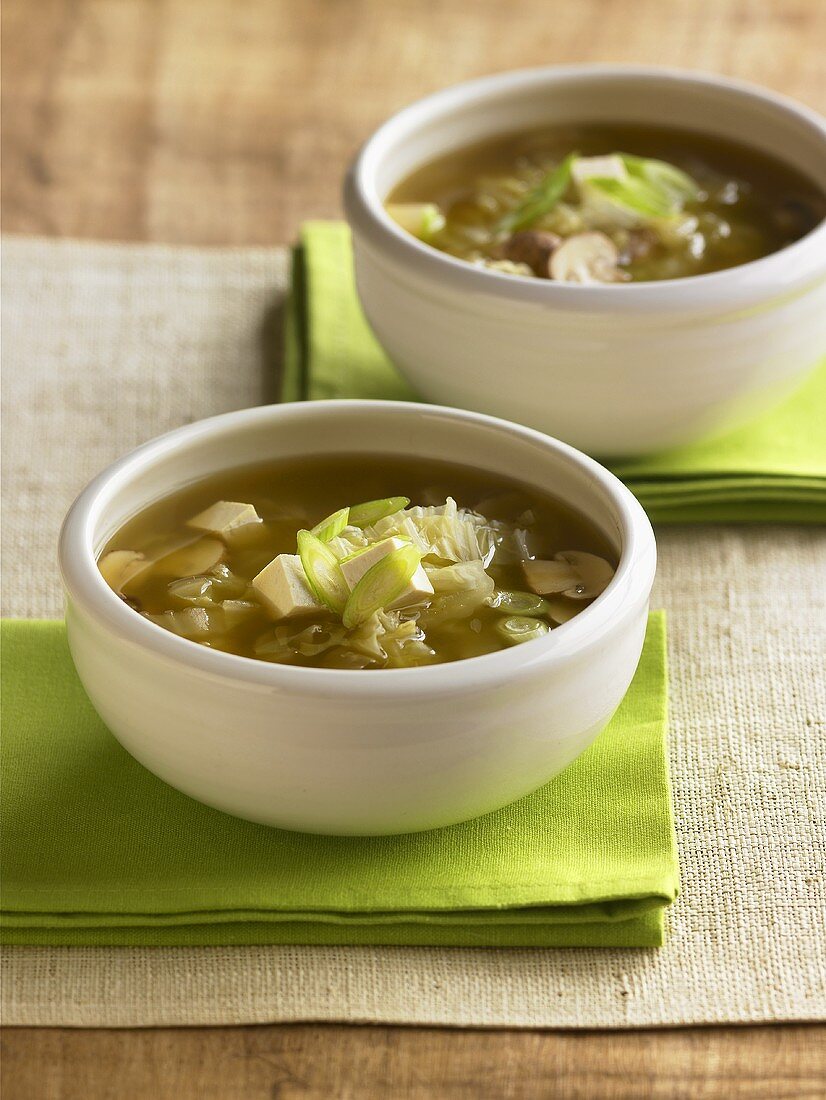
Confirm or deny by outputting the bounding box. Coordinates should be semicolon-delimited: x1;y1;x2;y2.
344;66;826;456
59;400;656;835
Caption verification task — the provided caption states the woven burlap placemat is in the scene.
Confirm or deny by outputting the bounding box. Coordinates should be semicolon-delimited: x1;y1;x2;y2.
1;236;824;1028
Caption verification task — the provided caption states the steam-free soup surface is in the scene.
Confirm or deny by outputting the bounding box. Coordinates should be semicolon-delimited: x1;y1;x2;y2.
386;122;825;283
101;454;617;669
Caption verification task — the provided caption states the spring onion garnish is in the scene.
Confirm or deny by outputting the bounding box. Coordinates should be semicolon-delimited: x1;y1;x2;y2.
499;152;577;234
585;174;676;219
620;154;700;206
580;155;700;222
349;497;410;528
311;507;350;543
342;544;422;629
495;616;551;646
296;530;349;614
489;590;551;616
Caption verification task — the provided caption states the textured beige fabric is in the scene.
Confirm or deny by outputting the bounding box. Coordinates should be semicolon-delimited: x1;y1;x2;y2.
2;237;824;1029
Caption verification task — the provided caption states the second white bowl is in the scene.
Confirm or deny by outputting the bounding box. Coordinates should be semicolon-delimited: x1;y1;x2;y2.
344;66;826;456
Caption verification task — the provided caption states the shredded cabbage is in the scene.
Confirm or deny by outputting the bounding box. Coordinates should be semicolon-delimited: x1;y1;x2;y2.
426;559;493;595
327;525;369;559
139;489;569;668
279;622;347;657
348;609;435;666
419;561;495;628
363;498;516;565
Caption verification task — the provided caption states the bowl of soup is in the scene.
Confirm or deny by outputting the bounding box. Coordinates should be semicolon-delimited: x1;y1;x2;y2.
59;400;656;834
344;67;826;455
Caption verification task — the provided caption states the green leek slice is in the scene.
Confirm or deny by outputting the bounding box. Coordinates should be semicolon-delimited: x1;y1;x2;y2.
582;154;700;223
489;590;552;616
311;507;350;543
620;154;701;205
296;530;349;614
342;544;422;629
499;152;577;233
348;496;410;528
585;175;676;219
495;615;551;646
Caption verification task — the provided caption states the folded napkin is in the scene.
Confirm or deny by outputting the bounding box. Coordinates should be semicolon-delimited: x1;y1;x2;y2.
0;614;677;947
285;221;826;524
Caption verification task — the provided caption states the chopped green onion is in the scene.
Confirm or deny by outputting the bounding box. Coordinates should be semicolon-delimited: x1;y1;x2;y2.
311;506;350;543
489;590;551;616
296;530;349;614
342;544;422;629
495;616;551;646
620;154;701;205
498;152;577;233
348;496;410;527
585;175;676;219
580;154;700;224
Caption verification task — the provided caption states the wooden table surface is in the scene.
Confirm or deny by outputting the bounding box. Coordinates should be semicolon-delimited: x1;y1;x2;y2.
2;1;825;1096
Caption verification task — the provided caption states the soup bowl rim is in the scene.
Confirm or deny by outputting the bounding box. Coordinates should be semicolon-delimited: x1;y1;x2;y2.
59;399;656;698
344;63;826;310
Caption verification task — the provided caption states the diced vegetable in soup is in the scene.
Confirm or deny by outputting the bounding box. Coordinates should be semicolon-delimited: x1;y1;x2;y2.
386;123;825;283
99;455;617;669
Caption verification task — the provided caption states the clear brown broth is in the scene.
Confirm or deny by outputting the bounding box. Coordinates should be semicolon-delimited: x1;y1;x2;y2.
104;454;617;668
388;122;825;281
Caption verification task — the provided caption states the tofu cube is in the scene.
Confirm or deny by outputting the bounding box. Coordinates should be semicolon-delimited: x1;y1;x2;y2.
571;154;628;185
339;537;434;609
252;554;324;620
187;501;261;537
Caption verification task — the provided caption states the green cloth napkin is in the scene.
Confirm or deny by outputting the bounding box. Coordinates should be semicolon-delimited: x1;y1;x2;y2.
0;614;677;947
286;221;826;524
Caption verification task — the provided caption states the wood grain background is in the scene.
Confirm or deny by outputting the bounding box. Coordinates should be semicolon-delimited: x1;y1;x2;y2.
3;1024;826;1099
2;0;825;1096
4;0;825;246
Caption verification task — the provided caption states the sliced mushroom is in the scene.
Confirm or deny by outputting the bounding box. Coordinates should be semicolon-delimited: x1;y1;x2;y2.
98;550;149;594
501;230;561;277
523;551;614;600
549;232;624;284
523;559;579;595
153;537;225;578
554;551;615;599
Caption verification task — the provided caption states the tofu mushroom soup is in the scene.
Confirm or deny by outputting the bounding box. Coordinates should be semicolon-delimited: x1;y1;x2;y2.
99;454;617;669
386;122;825;283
